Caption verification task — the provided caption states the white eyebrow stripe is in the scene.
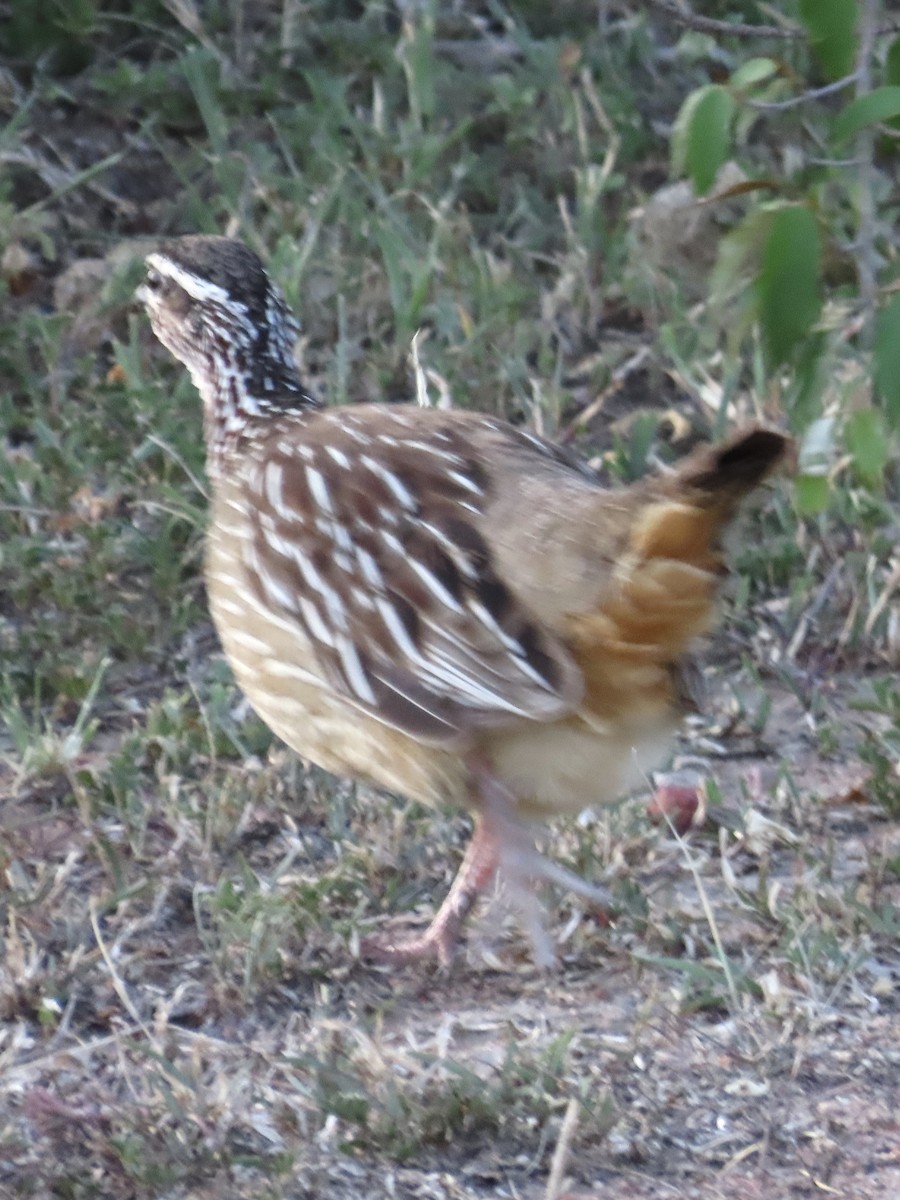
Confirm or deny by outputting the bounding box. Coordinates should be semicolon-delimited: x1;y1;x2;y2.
145;254;233;306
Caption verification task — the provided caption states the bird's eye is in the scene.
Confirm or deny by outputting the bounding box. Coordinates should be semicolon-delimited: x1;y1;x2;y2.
145;268;163;291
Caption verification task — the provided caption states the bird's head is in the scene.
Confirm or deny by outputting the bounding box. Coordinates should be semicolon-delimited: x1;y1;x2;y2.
138;235;308;410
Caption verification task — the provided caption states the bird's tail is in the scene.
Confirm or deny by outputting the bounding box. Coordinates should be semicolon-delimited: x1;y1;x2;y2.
626;427;792;567
568;427;792;722
673;426;792;506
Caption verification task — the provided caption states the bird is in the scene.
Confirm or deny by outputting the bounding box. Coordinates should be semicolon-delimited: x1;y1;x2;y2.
138;234;790;969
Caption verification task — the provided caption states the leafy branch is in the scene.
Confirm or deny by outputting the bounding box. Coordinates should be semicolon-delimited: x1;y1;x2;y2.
666;0;900;505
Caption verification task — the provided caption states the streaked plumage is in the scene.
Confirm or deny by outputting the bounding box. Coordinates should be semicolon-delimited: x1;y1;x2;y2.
139;234;790;967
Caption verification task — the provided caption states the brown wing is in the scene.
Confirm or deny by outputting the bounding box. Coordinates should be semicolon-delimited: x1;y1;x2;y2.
240;406;583;745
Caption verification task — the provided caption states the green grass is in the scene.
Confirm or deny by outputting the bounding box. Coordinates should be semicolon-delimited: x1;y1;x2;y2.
1;2;899;1197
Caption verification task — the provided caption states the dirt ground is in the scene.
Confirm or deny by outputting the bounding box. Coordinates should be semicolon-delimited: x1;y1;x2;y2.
2;666;898;1199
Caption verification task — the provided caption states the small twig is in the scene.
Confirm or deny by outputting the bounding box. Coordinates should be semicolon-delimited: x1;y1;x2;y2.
749;73;859;112
579;66;621;190
645;0;801;40
145;433;210;501
279;0;304;63
854;0;881;357
0;504;54;517
4;1026;144;1081
408;330;453;409
645;0;899;39
89;898;155;1041
680;828;743;1017
545;1096;581;1200
0;147;125;219
410;329;432;408
559;345;652;443
164;0;232;75
864;557;900;638
786;560;843;660
807;155;863;168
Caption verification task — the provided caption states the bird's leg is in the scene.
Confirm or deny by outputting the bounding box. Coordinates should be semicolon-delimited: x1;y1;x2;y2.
360;754;516;967
361;755;613;969
471;760;614;907
360;805;501;968
468;761;615;968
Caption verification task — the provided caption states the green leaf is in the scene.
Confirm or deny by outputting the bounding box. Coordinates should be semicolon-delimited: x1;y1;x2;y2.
671;87;702;176
730;58;778;90
672;84;735;194
757;205;821;368
845;408;888;486
181;47;228;156
887;37;900;130
710;208;774;304
833;86;900;143
874;295;900;428
887;35;900;86
402;21;436;122
799;0;857;80
795;474;830;515
790;331;828;428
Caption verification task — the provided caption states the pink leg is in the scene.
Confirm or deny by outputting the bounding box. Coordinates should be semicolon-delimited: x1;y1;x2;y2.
361;756;614;969
360;810;501;968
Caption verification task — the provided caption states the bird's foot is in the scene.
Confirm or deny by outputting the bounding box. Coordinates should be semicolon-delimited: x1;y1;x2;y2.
360;806;501;969
360;924;460;969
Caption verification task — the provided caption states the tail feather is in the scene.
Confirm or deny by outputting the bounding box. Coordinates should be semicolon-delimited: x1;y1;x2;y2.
674;427;792;503
629;427;791;567
566;426;792;724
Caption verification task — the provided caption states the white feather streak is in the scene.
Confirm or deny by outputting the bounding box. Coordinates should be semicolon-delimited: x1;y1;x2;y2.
305;465;334;515
361;455;417;509
335;634;376;703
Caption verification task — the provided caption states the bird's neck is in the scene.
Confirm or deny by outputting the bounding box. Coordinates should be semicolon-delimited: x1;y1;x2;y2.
191;337;320;474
